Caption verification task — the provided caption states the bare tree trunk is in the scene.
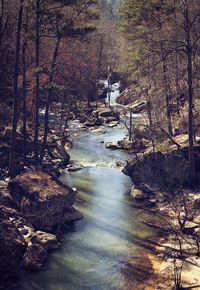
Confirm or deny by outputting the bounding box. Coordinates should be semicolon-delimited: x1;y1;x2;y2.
144;85;154;130
0;0;5;48
22;8;28;165
161;44;173;136
184;1;196;183
95;34;103;108
129;109;133;141
34;0;40;164
173;0;181;113
59;93;65;134
8;0;24;176
40;35;61;163
107;65;112;107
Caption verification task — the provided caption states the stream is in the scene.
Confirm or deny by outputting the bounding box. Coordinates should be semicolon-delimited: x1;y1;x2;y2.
12;83;156;290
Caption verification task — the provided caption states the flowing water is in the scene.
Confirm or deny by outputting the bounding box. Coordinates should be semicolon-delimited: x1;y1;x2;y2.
12;83;156;290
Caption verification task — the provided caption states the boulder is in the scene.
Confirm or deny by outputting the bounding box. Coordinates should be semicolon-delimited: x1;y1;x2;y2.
194;198;200;209
98;108;119;120
8;170;79;231
128;100;147;114
23;243;47;270
98;88;107;99
105;141;121;150
0;143;10;169
0;182;17;209
85;121;96;127
117;139;133;150
116;85;146;107
139;183;155;195
94;118;104;126
79;115;87;123
84;117;104;127
31;231;60;250
105;116;119;123
130;186;147;200
0;212;26;281
117;138;147;152
123;149;197;189
23;230;61;270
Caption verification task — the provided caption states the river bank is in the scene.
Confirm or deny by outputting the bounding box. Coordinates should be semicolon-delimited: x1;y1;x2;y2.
115;81;200;289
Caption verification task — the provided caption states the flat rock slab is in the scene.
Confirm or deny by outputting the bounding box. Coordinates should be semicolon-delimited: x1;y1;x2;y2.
89;127;106;134
107;121;119;127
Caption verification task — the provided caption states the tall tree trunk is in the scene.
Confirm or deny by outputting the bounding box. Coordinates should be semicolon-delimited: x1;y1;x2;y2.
95;34;103;108
0;0;5;48
34;0;40;164
22;8;28;165
40;36;61;163
8;0;24;176
107;65;112;107
129;109;132;141
185;1;196;183
173;0;181;113
59;93;65;134
161;44;173;136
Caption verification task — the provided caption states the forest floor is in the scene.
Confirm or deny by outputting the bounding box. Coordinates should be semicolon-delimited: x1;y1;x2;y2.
139;188;200;290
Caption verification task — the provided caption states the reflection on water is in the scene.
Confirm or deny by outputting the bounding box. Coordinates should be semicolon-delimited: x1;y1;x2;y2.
12;168;154;290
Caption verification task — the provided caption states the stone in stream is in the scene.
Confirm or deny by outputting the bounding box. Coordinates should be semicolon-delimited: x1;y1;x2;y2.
84;121;95;127
89;127;106;134
85;118;104;128
105;116;119;123
23;230;61;270
107;121;119;127
105;141;121;150
65;166;83;172
130;186;147;200
117;139;133;150
116;161;125;167
95;108;120;124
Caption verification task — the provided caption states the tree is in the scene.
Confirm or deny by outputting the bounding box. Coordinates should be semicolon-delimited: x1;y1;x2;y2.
22;6;29;164
40;0;96;162
34;0;41;164
8;0;24;176
119;0;200;184
181;0;196;184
